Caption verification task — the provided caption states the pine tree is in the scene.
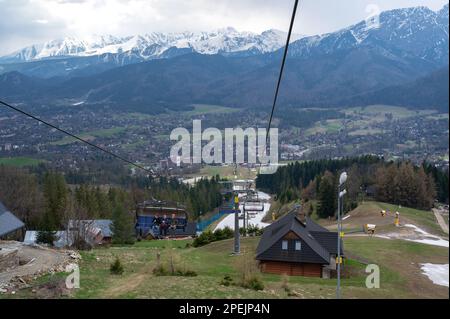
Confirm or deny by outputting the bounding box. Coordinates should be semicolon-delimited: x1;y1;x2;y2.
111;203;136;245
42;172;67;230
317;171;337;218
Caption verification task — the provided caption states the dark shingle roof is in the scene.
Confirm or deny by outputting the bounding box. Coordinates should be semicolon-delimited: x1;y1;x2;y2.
310;231;343;255
0;201;8;214
256;210;298;256
256;208;343;264
0;201;25;237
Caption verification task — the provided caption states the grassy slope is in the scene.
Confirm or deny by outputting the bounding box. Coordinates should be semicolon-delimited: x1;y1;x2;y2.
2;200;448;299
3;234;447;299
71;237;449;299
270;200;446;237
321;201;447;237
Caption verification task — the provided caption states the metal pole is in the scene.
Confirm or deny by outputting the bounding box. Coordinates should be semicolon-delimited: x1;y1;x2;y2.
234;193;240;255
243;204;246;237
336;185;341;299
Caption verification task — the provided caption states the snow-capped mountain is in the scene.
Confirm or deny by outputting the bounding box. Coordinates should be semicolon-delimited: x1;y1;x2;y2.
1;4;448;112
0;28;304;63
287;4;449;65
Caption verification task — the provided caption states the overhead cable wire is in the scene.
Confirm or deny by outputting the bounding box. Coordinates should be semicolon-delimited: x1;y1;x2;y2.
266;0;300;146
0;100;154;175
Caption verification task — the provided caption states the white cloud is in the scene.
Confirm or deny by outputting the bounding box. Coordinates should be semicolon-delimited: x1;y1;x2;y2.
0;0;448;55
33;19;49;24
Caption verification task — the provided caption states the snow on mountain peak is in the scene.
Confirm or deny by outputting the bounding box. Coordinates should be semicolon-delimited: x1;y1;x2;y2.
1;28;304;63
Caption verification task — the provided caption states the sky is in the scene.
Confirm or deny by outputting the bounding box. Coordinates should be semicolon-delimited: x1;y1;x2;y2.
0;0;448;55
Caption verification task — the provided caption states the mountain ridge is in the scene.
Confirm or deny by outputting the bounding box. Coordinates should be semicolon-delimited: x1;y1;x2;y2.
0;4;448;113
0;28;304;64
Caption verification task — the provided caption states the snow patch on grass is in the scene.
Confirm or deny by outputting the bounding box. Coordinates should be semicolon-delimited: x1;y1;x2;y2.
420;264;449;287
404;224;449;248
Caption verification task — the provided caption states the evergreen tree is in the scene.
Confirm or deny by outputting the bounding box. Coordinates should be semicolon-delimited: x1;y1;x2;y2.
111;203;136;245
316;171;337;218
42;172;68;230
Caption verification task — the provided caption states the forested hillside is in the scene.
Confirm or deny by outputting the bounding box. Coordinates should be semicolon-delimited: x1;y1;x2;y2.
256;157;449;218
0;165;223;230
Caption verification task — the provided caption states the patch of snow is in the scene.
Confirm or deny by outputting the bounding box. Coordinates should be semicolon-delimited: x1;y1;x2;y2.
375;235;391;239
214;192;271;231
376;224;449;247
405;238;449;247
420;263;449;287
404;224;428;235
404;224;449;248
182;176;207;185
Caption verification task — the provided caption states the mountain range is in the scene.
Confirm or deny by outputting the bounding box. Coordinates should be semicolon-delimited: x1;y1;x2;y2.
0;4;448;113
0;28;303;78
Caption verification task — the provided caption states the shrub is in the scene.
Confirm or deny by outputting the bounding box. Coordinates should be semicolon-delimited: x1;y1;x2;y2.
246;225;263;236
180;270;198;277
234;252;264;291
220;275;234;287
240;276;264;291
153;265;197;277
110;257;124;275
36;231;57;246
193;227;234;248
213;227;234;241
281;274;291;294
153;264;169;276
192;230;214;247
221;227;234;238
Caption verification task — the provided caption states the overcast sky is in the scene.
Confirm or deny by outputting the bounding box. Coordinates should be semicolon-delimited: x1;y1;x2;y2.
0;0;448;55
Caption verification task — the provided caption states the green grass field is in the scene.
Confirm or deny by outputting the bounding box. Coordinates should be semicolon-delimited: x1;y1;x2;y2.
319;201;447;237
51;127;129;146
186;165;257;180
0;157;44;167
344;105;437;119
4;233;447;299
184;104;239;116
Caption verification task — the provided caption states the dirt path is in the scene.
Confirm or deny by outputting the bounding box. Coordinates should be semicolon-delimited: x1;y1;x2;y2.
101;271;150;298
433;209;449;235
0;242;70;290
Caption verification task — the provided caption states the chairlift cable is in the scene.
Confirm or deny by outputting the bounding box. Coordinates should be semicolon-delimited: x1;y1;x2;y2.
2;1;300;175
265;0;300;147
0;100;154;175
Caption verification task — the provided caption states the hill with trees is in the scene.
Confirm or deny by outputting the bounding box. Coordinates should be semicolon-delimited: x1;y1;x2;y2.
256;156;449;218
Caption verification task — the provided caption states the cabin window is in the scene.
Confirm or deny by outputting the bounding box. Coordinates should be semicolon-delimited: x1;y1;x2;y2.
282;240;288;250
295;240;302;251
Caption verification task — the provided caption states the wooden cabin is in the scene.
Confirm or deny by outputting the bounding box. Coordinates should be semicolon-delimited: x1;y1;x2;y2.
256;209;343;278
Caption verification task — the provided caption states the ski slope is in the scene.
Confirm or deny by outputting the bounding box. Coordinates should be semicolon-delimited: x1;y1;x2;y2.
214;192;271;231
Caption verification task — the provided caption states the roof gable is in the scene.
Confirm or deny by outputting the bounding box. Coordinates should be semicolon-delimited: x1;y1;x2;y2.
0;201;25;237
256;207;341;264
